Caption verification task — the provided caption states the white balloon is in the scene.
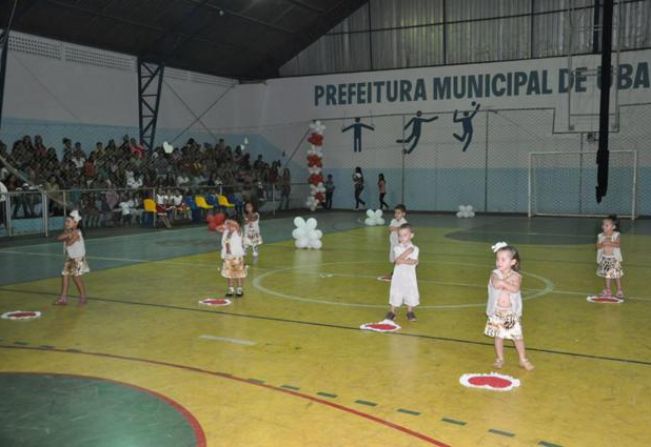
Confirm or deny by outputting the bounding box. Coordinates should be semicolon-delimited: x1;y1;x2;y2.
374;210;383;218
456;211;463;218
294;216;305;227
313;229;323;239
366;209;374;218
310;239;323;249
377;218;385;225
292;228;305;239
295;238;308;248
306;217;317;230
309;204;317;212
364;218;374;226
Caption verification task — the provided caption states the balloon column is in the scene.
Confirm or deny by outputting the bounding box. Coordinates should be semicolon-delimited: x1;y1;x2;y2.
306;120;326;211
364;209;385;226
292;217;323;249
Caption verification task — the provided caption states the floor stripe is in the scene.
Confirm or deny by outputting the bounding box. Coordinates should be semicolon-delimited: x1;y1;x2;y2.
397;408;421;416
0;344;451;447
317;392;337;398
355;400;378;407
538;441;563;447
198;335;256;346
488;428;515;437
441;417;466;426
281;384;300;391
3;287;651;367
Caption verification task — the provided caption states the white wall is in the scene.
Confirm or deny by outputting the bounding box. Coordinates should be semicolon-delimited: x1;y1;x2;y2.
1;31;649;214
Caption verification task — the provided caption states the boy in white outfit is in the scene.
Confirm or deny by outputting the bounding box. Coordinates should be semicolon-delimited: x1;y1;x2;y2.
385;223;419;322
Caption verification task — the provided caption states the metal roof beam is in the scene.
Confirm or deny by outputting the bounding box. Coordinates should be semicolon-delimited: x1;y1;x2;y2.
41;0;265;58
184;0;295;34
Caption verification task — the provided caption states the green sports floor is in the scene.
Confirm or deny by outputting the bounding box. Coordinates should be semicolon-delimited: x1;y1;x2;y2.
1;212;650;447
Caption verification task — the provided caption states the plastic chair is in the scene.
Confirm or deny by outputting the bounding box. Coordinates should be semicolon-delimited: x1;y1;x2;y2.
217;194;235;209
195;195;214;210
206;195;218;207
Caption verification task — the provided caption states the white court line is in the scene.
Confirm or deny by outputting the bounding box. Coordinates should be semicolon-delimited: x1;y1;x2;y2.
0;249;281;271
199;335;256;346
252;260;556;309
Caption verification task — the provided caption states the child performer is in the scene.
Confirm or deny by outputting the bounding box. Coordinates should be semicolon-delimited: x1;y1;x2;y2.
596;214;624;299
54;210;89;305
219;218;247;297
385;223;419;322
484;242;534;371
380;204;407;281
243;201;263;258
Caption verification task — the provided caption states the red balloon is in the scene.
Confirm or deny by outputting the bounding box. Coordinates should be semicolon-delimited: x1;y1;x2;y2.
206;214;215;223
307;154;322;167
307;133;323;146
308;174;323;185
213;212;226;226
208;221;218;231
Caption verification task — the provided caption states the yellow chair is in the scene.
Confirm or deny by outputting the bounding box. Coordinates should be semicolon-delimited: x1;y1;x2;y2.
195;195;214;210
217;194;235;209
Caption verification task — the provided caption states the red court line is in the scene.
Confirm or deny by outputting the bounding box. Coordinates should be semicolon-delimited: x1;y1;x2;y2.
1;344;451;447
0;371;207;447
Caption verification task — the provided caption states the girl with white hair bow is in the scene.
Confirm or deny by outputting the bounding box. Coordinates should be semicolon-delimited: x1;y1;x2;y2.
54;210;89;305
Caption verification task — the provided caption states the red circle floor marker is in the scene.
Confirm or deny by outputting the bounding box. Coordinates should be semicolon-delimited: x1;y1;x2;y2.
198;298;232;307
360;320;401;332
586;295;623;304
459;373;520;391
1;310;42;321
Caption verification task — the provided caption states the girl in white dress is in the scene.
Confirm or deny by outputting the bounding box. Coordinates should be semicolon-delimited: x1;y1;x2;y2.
218;219;247;297
484;242;534;371
596;214;624;298
54;210;89;306
385;223;419;322
243;201;263;257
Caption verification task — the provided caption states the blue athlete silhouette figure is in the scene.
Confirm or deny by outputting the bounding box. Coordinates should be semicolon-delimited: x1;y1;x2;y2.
342;117;375;153
453;101;481;152
396;111;438;154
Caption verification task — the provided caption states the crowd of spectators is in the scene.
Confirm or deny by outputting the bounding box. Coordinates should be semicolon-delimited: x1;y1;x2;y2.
0;134;293;227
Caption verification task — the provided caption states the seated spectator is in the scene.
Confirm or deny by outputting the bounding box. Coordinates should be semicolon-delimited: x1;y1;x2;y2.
0;177;7;228
129;138;145;159
71;143;86;170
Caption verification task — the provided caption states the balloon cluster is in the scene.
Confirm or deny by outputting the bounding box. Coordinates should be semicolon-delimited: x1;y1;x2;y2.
456;204;475;218
306;120;326;211
206;212;226;231
364;209;385;226
292;217;323;249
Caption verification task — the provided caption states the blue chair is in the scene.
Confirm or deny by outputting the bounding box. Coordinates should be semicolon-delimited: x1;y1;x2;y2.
184;196;201;223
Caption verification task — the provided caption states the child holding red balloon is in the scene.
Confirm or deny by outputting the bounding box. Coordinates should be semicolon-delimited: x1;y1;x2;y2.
218;218;247;297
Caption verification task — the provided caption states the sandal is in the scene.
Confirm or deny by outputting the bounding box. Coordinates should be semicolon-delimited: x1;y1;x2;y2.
53;297;68;305
492;358;504;369
78;296;87;306
519;359;535;371
615;290;624;299
600;288;612;297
